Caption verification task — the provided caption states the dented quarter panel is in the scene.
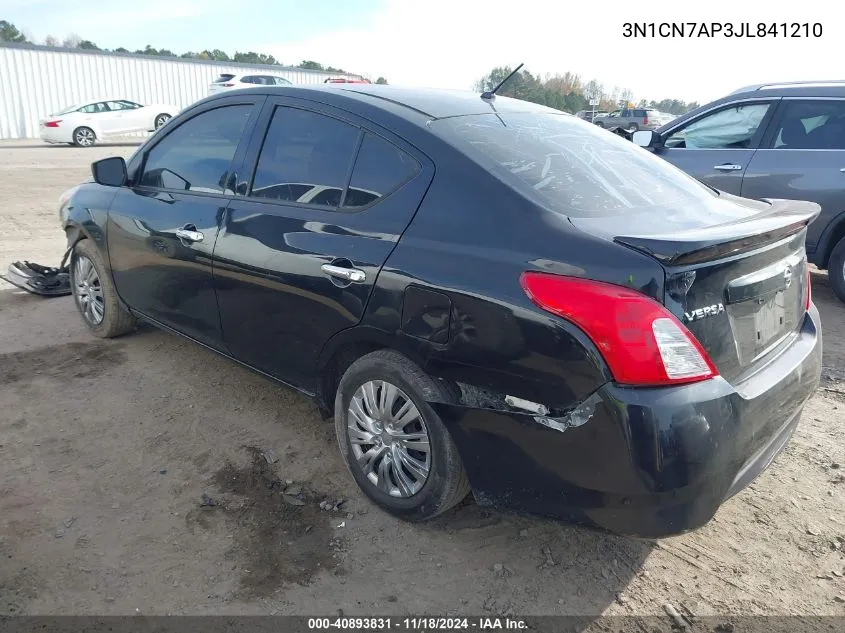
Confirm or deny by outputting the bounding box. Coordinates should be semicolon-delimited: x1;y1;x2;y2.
431;304;820;537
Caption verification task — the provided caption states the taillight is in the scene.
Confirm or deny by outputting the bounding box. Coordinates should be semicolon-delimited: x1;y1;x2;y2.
520;272;717;387
44;120;61;127
643;115;649;126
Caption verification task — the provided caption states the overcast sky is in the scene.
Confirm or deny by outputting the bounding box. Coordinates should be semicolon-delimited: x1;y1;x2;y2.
1;0;838;104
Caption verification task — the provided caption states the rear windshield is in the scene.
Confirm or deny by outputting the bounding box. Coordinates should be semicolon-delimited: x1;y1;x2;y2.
55;104;81;115
431;112;717;219
212;74;236;83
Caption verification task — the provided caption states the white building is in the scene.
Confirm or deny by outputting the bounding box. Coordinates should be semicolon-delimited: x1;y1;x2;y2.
0;43;364;140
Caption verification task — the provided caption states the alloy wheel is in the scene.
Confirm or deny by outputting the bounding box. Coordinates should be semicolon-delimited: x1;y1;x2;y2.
73;255;105;325
75;128;94;146
155;114;171;128
347;380;431;498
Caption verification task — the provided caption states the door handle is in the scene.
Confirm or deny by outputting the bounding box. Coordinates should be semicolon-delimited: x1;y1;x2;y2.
840;168;845;172
175;227;203;242
321;264;366;283
714;163;743;171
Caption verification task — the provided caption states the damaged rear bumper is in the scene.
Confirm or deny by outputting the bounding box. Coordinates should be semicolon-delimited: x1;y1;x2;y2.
0;260;71;296
432;306;822;538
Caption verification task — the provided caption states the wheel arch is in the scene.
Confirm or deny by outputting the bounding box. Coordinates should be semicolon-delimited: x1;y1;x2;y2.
315;327;433;415
816;211;845;269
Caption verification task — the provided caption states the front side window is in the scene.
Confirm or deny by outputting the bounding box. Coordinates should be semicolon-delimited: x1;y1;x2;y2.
770;100;845;149
139;105;251;194
432;112;719;219
665;103;771;149
250;107;359;207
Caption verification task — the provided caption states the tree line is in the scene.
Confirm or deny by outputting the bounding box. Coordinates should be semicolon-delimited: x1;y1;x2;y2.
0;19;388;84
477;66;700;116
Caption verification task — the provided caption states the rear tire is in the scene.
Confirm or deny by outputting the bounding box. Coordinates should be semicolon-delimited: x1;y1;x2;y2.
828;236;845;304
154;113;171;129
334;350;470;521
594;120;604;128
70;239;137;338
72;126;95;147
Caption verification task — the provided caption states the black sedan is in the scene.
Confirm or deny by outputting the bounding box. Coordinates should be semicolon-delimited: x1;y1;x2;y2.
60;85;822;538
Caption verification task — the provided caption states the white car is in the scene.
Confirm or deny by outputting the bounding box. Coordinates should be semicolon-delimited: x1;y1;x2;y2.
39;98;178;147
209;73;294;95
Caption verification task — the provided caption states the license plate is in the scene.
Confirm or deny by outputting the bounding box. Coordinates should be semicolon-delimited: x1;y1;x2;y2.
754;291;786;349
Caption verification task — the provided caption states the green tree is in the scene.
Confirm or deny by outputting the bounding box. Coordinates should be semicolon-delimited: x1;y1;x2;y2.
298;60;324;70
233;51;277;65
205;49;230;61
114;47;129;53
0;20;27;42
78;40;99;50
375;77;388;85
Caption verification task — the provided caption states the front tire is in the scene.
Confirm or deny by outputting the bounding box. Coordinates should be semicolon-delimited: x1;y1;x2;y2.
72;126;95;147
334;350;470;521
70;239;137;338
828;236;845;304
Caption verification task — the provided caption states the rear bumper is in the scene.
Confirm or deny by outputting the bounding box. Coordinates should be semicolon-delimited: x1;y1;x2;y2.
39;128;70;144
434;306;822;538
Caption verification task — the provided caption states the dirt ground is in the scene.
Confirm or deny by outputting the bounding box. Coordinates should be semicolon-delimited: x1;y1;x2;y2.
1;140;844;621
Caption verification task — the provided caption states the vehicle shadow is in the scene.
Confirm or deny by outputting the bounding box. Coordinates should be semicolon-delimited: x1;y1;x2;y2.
420;498;654;618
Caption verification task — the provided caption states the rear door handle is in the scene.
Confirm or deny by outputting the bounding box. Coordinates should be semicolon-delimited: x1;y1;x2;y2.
175;226;203;242
714;163;743;171
321;264;366;283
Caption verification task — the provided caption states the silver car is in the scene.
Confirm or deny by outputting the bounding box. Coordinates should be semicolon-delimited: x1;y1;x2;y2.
633;80;845;303
593;107;670;131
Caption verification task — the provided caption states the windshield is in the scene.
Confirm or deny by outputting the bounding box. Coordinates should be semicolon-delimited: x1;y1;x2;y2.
431;111;718;219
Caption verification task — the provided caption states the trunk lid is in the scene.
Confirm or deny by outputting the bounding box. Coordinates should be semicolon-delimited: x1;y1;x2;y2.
571;194;820;383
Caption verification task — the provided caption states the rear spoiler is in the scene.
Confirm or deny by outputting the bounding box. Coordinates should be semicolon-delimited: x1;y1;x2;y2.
614;199;821;266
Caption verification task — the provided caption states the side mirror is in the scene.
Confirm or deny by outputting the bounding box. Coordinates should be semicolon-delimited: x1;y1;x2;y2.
633;130;662;149
91;156;127;187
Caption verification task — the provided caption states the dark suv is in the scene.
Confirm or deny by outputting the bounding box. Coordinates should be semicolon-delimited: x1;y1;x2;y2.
634;80;845;303
61;85;821;538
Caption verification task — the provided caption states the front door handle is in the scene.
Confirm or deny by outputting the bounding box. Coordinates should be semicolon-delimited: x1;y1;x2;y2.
321;264;366;283
175;227;203;242
714;163;743;171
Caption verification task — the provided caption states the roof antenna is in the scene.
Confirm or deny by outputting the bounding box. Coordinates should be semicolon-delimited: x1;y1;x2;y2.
481;63;524;100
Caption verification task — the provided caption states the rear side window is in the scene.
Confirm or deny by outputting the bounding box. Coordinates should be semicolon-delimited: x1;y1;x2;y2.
342;134;419;210
770;100;845;149
250;107;359;207
213;74;236;84
139;105;251;194
78;103;107;114
432;112;717;219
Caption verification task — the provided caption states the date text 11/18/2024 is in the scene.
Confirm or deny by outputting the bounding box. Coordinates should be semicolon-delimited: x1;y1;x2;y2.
623;22;823;38
307;617;528;630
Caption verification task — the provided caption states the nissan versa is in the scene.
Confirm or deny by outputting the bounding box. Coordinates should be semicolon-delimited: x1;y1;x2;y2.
59;85;822;538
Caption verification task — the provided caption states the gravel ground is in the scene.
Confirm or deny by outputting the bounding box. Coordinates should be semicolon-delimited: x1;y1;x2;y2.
1;140;844;622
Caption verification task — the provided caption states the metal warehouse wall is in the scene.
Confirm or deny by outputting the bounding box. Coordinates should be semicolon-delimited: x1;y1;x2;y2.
0;44;364;140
